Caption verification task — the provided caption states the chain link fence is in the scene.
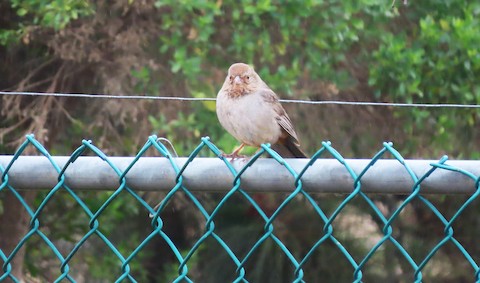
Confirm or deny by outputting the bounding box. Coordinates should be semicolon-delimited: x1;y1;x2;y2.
1;134;479;282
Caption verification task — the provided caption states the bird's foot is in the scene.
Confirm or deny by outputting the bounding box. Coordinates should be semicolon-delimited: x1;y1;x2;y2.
221;152;247;161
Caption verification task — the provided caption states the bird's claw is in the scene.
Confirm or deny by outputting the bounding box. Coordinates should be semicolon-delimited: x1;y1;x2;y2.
221;152;247;161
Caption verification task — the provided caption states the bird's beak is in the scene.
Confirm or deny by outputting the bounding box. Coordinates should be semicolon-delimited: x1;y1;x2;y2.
233;75;242;85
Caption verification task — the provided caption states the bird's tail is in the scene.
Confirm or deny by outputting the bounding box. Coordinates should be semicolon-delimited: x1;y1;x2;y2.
271;138;308;158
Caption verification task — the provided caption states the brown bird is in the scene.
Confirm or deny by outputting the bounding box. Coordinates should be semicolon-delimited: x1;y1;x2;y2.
216;63;307;158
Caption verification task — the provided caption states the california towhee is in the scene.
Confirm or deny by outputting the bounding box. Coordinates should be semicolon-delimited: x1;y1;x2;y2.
216;63;307;158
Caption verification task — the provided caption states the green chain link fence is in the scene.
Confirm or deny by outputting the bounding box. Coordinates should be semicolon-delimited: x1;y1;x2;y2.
1;134;479;282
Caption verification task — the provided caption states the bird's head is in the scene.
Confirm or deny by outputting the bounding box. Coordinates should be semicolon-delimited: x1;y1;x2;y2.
224;63;260;97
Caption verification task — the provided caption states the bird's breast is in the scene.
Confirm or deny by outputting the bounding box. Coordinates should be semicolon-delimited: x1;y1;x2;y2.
216;91;282;146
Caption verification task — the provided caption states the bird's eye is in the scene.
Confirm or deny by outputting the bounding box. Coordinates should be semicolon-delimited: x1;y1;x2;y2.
229;75;233;80
246;76;250;80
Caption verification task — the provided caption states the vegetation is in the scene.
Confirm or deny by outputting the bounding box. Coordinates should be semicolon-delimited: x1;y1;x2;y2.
0;0;479;282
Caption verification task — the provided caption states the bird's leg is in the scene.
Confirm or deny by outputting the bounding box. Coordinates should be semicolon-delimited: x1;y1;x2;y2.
231;143;245;156
222;143;247;160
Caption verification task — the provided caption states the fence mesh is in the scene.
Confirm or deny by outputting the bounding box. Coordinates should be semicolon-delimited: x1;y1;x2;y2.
0;134;479;282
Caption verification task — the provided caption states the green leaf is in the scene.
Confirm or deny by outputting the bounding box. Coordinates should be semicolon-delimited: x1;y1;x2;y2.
17;8;28;16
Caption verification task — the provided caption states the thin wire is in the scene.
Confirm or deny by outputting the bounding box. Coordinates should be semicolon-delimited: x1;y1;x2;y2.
0;91;214;101
0;91;479;108
283;99;480;108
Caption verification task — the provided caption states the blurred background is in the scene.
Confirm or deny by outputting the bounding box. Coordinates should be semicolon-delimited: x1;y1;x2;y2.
0;0;479;282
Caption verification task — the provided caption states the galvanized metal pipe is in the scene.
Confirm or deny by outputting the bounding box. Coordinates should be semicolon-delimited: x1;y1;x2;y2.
0;156;478;194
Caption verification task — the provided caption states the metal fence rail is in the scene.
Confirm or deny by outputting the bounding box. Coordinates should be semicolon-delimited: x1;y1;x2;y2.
0;134;479;282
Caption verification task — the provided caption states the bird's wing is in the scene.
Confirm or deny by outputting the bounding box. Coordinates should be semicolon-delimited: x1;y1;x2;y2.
260;89;300;145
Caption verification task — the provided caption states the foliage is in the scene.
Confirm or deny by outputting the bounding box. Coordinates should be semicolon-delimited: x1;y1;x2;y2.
0;0;92;45
369;2;480;156
154;0;386;93
1;0;480;281
146;0;480;157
